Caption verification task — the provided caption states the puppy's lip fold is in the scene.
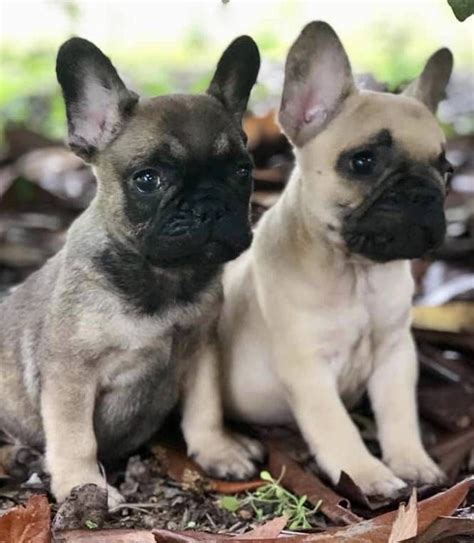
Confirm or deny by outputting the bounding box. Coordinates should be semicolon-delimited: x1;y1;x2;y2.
143;193;252;266
155;224;211;258
341;172;446;262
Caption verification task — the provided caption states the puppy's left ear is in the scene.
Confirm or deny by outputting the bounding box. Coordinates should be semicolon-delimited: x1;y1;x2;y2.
402;48;453;113
207;36;260;123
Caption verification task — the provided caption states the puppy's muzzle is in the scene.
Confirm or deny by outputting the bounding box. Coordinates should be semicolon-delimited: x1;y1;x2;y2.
342;174;446;262
161;197;229;237
146;190;252;265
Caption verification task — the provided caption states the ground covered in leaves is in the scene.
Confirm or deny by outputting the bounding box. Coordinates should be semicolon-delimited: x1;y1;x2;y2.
1;428;474;542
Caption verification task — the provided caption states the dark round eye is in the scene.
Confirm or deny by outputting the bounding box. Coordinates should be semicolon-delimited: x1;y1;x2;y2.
350;151;377;175
236;165;252;179
133;169;161;193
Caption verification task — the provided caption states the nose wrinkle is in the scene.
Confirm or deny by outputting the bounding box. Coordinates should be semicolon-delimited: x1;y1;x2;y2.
345;172;442;224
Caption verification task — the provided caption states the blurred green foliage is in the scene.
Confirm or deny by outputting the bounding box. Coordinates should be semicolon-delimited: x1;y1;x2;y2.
0;5;472;145
448;0;474;21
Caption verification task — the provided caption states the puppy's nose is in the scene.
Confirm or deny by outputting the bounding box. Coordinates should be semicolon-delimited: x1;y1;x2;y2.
198;181;214;191
192;200;226;222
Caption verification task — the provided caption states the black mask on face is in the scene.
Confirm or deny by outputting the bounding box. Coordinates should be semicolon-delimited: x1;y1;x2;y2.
341;172;446;263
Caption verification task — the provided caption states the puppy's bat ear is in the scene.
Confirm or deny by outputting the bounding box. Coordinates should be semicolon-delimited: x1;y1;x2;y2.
207;36;260;123
278;21;355;147
56;37;138;162
402;48;453;113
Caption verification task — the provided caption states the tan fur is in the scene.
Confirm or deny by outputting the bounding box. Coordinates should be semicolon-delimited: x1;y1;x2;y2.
184;23;451;497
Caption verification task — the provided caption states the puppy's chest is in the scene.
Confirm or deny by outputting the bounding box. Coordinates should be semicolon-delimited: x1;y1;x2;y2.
78;290;219;390
87;313;170;389
324;265;411;403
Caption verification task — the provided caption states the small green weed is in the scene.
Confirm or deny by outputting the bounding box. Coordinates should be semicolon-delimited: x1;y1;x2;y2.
219;470;322;530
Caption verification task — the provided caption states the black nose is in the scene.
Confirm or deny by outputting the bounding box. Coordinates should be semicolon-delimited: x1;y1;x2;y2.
190;199;227;223
405;189;438;206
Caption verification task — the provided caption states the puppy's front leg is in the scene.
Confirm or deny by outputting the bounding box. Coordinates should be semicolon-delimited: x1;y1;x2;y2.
41;369;123;507
181;339;264;480
272;337;406;497
368;329;444;485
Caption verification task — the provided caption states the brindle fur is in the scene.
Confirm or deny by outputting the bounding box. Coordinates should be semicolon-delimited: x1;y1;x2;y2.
0;36;260;506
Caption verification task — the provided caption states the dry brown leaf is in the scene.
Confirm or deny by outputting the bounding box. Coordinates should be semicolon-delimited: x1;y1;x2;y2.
240;516;287;539
305;476;474;543
0;463;9;482
208;479;265;494
53;529;156;542
413;328;474;355
243;110;282;151
412;303;474;333
0;494;50;543
403;515;474;542
388;490;418;543
335;471;395;510
152;442;264;494
153;529;231;542
413;476;473;532
429;426;474;479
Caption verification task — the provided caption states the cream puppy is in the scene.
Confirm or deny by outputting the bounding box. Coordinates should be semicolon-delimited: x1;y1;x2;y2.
182;21;454;497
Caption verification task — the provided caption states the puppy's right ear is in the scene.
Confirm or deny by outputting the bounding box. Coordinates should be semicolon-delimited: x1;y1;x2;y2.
56;37;138;161
278;21;355;147
207;36;260;124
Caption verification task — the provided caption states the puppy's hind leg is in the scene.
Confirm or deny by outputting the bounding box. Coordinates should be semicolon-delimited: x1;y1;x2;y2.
181;340;264;480
0;440;43;481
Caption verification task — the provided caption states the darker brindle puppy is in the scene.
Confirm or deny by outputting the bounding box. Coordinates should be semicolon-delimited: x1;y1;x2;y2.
0;35;260;506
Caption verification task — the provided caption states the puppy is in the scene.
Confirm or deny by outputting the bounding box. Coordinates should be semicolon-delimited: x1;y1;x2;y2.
184;22;453;497
0;35;260;506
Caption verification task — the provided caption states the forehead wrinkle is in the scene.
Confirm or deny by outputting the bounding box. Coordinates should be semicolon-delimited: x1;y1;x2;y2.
329;93;443;154
356;128;393;149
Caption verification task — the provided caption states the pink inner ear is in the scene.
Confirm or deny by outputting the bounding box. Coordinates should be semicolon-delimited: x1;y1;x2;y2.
291;86;327;129
90;109;107;132
305;104;327;125
77;106;112;149
284;87;317;128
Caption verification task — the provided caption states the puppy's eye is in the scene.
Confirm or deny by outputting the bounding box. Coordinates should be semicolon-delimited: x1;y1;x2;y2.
350;151;377;175
133;169;161;193
235;165;252;179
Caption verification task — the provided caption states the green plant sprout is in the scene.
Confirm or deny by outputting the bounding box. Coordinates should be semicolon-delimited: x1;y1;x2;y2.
219;469;322;530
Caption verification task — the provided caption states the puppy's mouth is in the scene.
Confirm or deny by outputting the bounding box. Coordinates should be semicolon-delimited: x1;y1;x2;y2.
144;192;252;266
342;174;446;262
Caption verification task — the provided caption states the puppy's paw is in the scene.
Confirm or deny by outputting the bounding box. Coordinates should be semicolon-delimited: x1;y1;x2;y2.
386;449;445;486
52;471;124;510
106;484;125;509
191;432;264;480
342;458;407;498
